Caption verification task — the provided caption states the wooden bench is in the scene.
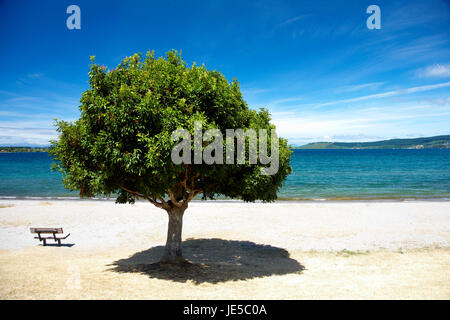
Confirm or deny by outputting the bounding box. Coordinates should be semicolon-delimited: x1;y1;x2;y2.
30;227;71;246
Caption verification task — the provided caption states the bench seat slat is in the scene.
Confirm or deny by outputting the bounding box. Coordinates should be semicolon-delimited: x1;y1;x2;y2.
30;227;63;234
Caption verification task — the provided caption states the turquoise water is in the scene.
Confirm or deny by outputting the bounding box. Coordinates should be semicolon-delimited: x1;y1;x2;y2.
284;149;450;200
0;150;449;200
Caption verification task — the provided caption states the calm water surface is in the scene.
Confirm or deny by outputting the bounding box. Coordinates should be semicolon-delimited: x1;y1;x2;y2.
0;149;449;200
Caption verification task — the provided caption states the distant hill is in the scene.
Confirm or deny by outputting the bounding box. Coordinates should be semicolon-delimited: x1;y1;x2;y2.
296;135;450;149
0;146;50;153
3;135;450;151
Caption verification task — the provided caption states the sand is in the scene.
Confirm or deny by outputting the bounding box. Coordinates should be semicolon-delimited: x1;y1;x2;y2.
0;199;449;299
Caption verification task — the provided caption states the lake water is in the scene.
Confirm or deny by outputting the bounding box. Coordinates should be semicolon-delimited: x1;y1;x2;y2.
0;149;449;200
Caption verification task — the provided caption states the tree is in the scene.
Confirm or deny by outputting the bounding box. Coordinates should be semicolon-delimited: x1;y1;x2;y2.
50;50;292;264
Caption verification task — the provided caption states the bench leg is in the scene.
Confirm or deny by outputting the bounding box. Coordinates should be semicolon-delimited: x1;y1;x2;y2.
43;239;46;246
57;239;61;246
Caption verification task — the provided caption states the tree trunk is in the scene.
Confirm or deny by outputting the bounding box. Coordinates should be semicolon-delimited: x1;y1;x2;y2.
161;206;186;264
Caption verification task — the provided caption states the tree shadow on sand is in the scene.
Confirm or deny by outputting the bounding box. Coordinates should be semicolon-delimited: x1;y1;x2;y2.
108;238;304;284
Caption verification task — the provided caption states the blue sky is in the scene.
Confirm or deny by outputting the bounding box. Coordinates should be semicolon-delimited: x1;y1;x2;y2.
0;0;449;146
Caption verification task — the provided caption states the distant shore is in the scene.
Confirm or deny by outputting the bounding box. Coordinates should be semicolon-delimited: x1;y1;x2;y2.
0;148;49;153
294;135;450;149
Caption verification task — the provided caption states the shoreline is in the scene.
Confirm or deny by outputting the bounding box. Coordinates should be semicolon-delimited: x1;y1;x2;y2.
1;196;450;202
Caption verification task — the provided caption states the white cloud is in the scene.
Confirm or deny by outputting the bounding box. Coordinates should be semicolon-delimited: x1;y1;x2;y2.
0;127;57;146
271;99;450;143
0;120;59;146
275;15;310;29
268;96;304;106
27;73;43;79
419;63;450;78
334;82;385;93
313;81;450;108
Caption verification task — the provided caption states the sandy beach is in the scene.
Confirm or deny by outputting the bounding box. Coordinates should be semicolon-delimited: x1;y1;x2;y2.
0;199;449;299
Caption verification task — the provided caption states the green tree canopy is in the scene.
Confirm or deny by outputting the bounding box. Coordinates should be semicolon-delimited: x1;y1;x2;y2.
50;50;292;263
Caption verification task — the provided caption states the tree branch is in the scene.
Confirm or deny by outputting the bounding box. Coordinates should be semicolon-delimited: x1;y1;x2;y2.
121;165;201;211
168;189;182;208
146;196;170;210
181;164;189;189
120;185;169;210
120;185;145;198
184;189;201;204
187;172;200;193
